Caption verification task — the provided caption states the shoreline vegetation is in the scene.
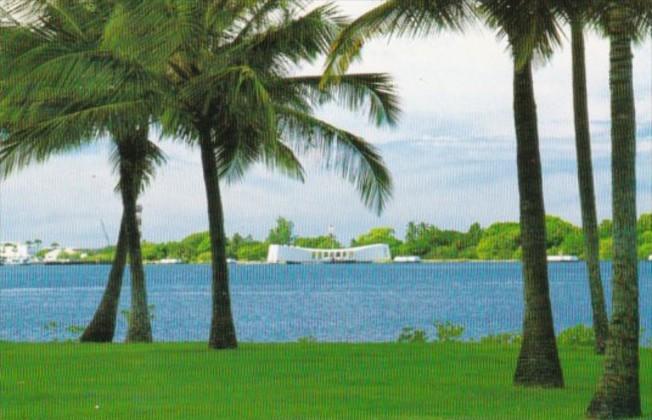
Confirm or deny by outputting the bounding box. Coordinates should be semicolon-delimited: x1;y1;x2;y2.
29;213;652;264
14;258;652;267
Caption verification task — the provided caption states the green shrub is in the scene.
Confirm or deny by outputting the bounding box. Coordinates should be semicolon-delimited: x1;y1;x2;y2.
65;325;85;335
557;324;595;347
397;327;428;343
433;321;465;342
236;242;268;261
195;251;212;263
599;238;613;260
297;336;318;344
121;304;156;328
476;223;520;260
43;321;85;342
43;321;59;332
638;241;652;260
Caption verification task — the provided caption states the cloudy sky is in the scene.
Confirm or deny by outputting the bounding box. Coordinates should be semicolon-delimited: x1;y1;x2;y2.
2;1;651;248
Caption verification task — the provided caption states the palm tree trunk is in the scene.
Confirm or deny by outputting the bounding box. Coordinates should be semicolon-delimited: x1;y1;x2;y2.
512;59;564;388
587;5;641;417
119;147;153;343
570;17;609;355
79;214;128;342
198;127;238;349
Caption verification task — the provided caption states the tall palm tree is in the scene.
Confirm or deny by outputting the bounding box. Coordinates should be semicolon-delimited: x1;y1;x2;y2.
103;0;400;349
557;0;609;355
477;0;565;387
113;126;162;342
80;216;128;342
0;0;163;342
586;1;649;416
324;0;563;387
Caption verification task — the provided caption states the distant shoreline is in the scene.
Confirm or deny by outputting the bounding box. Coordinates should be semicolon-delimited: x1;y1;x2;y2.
4;259;650;268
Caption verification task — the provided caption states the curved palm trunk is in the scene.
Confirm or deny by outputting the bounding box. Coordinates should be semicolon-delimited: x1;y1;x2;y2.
79;215;128;342
198;128;238;349
570;17;609;355
587;6;641;417
119;139;153;343
512;59;564;388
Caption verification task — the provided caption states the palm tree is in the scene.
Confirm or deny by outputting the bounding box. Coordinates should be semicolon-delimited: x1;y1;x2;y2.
80;216;128;342
586;2;648;417
0;0;163;342
324;0;563;387
557;0;609;355
82;129;163;343
113;126;162;343
102;0;400;349
477;0;565;387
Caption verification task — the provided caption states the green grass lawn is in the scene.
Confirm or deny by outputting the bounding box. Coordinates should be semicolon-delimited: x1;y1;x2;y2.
1;343;650;419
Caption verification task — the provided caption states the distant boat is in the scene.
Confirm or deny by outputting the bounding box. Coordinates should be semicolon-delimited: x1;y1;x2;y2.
156;258;184;265
3;259;26;266
648;255;652;261
394;256;422;263
547;255;580;263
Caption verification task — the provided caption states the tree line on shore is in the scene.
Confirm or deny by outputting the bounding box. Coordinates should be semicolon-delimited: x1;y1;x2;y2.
0;0;648;417
62;213;652;263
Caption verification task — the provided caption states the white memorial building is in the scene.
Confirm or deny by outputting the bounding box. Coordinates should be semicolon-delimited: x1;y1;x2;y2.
267;244;391;264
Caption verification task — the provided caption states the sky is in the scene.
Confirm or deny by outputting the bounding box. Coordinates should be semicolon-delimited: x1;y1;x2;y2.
1;1;651;248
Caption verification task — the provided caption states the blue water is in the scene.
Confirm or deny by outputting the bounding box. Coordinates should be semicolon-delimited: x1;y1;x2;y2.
1;262;650;343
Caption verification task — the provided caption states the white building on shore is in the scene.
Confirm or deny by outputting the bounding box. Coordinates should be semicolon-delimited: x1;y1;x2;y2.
0;242;35;265
43;247;79;263
267;244;391;264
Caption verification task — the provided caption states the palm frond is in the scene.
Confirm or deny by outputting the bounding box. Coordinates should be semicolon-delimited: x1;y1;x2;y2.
0;0;166;190
324;0;474;77
0;0;44;29
283;73;401;126
587;1;652;42
101;0;203;73
232;0;291;42
277;106;392;214
217;133;305;184
479;0;565;68
0;94;153;179
241;3;346;73
0;120;102;178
